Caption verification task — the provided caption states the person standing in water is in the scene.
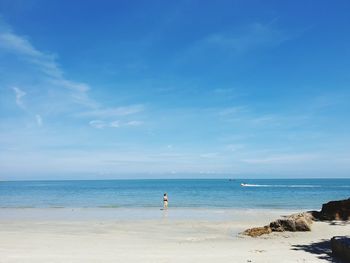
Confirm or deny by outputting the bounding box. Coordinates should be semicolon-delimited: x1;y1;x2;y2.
163;193;168;209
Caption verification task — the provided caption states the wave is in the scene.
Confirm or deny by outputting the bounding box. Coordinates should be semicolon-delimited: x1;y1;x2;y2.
241;184;321;188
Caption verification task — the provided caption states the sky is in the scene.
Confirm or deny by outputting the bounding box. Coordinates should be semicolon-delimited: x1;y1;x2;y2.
0;0;350;180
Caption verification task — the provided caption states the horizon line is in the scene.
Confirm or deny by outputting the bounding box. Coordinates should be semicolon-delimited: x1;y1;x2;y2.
1;177;349;182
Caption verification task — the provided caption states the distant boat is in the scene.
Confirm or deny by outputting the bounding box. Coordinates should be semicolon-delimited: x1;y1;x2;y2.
240;183;248;187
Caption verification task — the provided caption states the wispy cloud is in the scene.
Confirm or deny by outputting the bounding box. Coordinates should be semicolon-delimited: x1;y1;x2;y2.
89;120;143;129
212;88;242;99
11;86;44;127
242;153;318;164
11;87;26;108
0;27;63;79
225;144;245;152
89;120;106;129
35;114;43;126
199;152;219;158
250;114;279;125
0;21;145;128
109;121;120;128
78;105;144;118
125;120;143;126
203;21;290;53
0;22;94;108
219;106;248;116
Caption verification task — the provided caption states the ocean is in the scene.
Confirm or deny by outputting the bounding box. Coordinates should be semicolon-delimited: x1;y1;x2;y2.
1;179;349;210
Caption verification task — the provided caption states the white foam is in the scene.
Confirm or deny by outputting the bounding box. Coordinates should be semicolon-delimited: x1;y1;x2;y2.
241;184;321;188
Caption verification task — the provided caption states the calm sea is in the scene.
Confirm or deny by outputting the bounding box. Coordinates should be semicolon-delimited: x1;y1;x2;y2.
1;179;349;210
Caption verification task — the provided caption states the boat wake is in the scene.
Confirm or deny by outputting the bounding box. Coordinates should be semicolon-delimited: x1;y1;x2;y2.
240;183;321;188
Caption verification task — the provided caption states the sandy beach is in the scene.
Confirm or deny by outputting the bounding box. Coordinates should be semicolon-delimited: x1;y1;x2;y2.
0;208;348;263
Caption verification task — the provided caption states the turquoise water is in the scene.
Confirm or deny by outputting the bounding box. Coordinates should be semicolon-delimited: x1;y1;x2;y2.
0;179;349;210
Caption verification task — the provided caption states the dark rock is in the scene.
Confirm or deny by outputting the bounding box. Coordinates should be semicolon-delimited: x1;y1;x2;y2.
320;199;350;221
243;199;350;238
270;219;297;232
309;210;322;221
331;236;350;262
269;213;312;232
244;213;312;236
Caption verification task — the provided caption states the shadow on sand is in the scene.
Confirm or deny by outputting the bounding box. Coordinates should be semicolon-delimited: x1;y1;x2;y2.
327;221;349;227
291;239;344;263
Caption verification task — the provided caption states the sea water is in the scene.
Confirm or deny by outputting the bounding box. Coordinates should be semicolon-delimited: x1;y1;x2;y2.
0;179;349;210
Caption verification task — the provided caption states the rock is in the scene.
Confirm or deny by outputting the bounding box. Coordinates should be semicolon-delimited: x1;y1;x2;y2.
243;226;272;237
320;199;350;221
331;236;350;262
294;217;311;231
269;214;312;232
244;213;312;236
287;212;314;225
309;210;322;221
270;219;296;232
287;213;312;231
242;199;350;238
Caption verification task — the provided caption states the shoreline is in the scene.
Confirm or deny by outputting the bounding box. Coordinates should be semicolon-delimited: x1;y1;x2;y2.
0;207;303;222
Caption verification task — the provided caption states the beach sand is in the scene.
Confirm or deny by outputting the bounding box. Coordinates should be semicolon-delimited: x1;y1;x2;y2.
0;208;348;262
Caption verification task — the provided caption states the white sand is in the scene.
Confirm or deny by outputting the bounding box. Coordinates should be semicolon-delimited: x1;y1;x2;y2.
0;208;348;262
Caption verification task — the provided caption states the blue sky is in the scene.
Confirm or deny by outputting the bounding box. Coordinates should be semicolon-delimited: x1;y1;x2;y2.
0;0;350;179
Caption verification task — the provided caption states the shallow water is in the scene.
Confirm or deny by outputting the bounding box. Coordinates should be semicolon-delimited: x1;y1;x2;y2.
0;179;349;210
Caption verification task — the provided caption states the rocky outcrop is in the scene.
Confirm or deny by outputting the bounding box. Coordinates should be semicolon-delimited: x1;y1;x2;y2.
318;199;350;221
243;199;350;237
294;217;312;231
269;217;311;232
269;219;292;232
243;213;312;237
287;212;314;225
270;212;313;232
331;236;350;262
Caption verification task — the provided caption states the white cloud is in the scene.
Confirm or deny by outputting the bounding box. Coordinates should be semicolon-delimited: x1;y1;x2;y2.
53;79;90;93
0;24;93;107
200;152;219;158
78;105;144;118
89;120;143;129
0;29;62;78
11;87;43;127
219;106;247;116
251;115;278;125
204;22;290;53
226;144;245;152
110;121;120;128
11;87;26;108
35;114;43;126
0;31;45;57
89;120;106;129
125;120;143;126
1;21;145;127
242;153;318;164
